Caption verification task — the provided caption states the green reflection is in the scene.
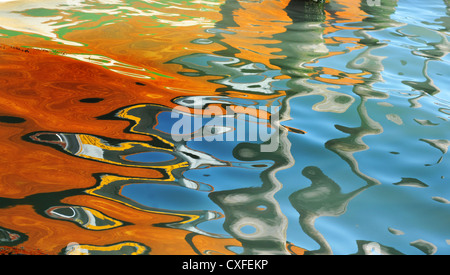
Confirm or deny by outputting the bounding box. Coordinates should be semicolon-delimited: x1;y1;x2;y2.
289;166;370;255
20;8;60;17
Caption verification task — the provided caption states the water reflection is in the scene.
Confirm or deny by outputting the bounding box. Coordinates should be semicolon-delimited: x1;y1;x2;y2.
289;166;370;255
64;241;151;255
0;0;449;255
166;0;368;255
0;0;218;45
0;226;25;246
169;54;284;95
352;240;404;255
170;0;292;255
270;0;327;79
24;103;231;237
323;1;402;188
46;205;124;230
177;0;359;255
27;131;186;173
85;173;222;237
210;136;294;254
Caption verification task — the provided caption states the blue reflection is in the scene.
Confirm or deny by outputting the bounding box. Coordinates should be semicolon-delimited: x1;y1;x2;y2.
5;0;450;255
121;184;218;212
124;152;175;163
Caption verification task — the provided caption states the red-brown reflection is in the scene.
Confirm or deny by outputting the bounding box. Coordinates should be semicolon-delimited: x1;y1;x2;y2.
0;204;182;254
0;45;188;131
0;0;339;254
0;46;173;197
0;43;247;254
0;198;245;255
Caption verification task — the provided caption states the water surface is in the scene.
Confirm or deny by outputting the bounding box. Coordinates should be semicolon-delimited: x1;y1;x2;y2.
0;0;449;255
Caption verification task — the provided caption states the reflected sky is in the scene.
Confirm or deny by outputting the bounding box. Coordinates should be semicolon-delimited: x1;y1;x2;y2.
0;0;449;255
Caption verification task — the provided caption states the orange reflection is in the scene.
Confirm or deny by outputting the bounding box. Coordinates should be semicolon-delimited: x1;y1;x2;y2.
330;0;369;25
223;0;292;64
306;0;370;85
0;44;245;255
0;0;330;255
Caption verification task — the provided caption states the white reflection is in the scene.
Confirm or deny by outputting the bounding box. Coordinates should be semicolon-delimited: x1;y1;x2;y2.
0;0;216;47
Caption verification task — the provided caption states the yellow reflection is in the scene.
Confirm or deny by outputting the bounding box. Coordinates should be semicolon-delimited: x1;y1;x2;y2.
65;241;150;255
85;174;201;225
46;205;124;230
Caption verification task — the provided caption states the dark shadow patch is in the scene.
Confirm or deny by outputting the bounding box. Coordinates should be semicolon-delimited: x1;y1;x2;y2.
79;97;104;103
0;116;26;124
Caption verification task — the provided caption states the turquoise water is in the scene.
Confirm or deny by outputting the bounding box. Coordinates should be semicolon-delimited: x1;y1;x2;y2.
0;0;449;255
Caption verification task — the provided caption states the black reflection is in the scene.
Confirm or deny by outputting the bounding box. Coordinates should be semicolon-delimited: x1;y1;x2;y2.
15;0;439;255
86;173;222;237
0;115;26;124
289;166;369;255
45;205;125;230
268;0;355;114
0;226;27;246
24;104;231;177
168;0;352;254
189;0;329;255
25;130;182;180
79;97;104;103
270;0;326;80
266;0;357;117
23;103;232;238
0;187;95;228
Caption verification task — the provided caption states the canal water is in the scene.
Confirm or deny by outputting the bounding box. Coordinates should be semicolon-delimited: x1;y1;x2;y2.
0;0;449;255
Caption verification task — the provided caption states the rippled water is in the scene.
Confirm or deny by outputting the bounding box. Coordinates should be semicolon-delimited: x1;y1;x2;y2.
0;0;449;255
